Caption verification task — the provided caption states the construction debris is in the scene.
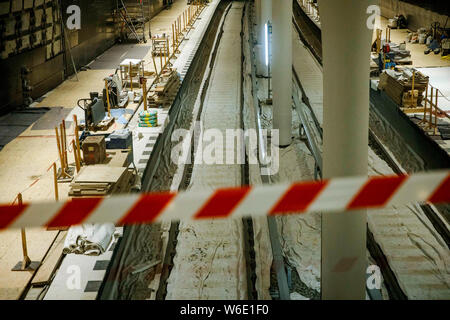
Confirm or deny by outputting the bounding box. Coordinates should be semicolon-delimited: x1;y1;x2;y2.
378;68;429;106
148;69;181;108
69;165;135;197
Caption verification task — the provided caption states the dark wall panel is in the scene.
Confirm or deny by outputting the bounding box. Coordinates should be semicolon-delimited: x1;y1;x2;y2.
1;0;119;113
61;0;118;73
1;0;168;114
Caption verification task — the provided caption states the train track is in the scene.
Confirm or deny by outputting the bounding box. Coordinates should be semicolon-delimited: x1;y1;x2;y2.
156;2;260;300
99;0;235;299
100;1;283;300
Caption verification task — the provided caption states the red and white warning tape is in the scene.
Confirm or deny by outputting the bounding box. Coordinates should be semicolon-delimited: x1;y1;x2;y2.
1;170;449;230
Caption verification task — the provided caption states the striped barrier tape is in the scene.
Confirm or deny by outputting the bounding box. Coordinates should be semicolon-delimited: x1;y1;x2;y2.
0;170;449;230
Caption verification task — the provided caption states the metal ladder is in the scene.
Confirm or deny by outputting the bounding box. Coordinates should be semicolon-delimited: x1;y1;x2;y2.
117;0;146;43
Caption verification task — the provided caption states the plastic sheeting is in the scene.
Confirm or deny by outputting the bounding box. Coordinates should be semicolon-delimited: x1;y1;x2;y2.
63;223;116;256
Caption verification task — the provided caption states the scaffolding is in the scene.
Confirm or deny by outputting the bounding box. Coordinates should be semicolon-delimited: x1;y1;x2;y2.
117;0;147;43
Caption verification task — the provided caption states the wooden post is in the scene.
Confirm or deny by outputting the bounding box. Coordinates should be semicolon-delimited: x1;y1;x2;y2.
411;70;415;107
420;82;428;125
160;44;163;72
55;126;63;174
53;162;59;200
129;62;133;91
59;123;66;174
62;120;68;168
142;77;148;111
152;54;158;75
11;193;39;271
104;79;111;117
434;88;439;135
72;140;80;173
172;23;176;51
176;20;179;44
428;86;434;129
64;149;69;174
18;194;31;269
166;38;170;65
174;19;177;41
73;114;82;164
163;40;167;67
376;29;382;54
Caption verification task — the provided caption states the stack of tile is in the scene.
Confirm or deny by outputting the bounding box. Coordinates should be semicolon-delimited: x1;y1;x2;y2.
69;165;135;196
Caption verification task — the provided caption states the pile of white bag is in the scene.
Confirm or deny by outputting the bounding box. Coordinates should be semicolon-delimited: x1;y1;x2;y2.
63;223;117;256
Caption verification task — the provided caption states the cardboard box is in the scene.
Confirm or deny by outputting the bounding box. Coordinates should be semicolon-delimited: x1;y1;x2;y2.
82;135;106;165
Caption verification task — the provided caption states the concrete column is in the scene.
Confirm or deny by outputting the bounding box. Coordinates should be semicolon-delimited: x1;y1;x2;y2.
272;0;292;147
258;0;271;77
318;0;375;299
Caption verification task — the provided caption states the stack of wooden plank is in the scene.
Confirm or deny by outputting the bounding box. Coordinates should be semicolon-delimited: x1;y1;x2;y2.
69;165;135;197
148;69;180;108
379;70;428;106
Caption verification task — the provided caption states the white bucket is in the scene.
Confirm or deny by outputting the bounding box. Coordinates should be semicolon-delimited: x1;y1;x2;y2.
418;33;427;44
128;91;134;100
388;18;398;28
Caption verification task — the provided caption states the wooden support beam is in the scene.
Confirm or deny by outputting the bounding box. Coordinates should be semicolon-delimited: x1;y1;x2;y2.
53;162;59;201
420;82;428;125
130;62;133;91
11;194;40;271
62;120;68;168
18;194;30;269
142;77;148;111
105;79;111;117
72;140;80;173
55;126;63;175
172;23;176;51
73;114;82;164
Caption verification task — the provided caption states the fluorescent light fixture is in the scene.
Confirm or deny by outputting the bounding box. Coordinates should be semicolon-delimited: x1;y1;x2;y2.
264;23;269;66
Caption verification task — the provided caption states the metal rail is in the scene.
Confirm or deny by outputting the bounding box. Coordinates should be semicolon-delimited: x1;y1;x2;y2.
246;2;291;301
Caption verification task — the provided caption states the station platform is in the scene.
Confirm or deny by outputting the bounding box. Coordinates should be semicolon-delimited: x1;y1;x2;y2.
0;0;218;300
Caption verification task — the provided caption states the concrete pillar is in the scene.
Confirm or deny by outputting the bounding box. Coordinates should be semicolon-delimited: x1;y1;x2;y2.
272;0;292;147
258;0;271;77
318;0;375;299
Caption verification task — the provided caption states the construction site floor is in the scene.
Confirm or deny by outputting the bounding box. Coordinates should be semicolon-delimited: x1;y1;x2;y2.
0;0;190;300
